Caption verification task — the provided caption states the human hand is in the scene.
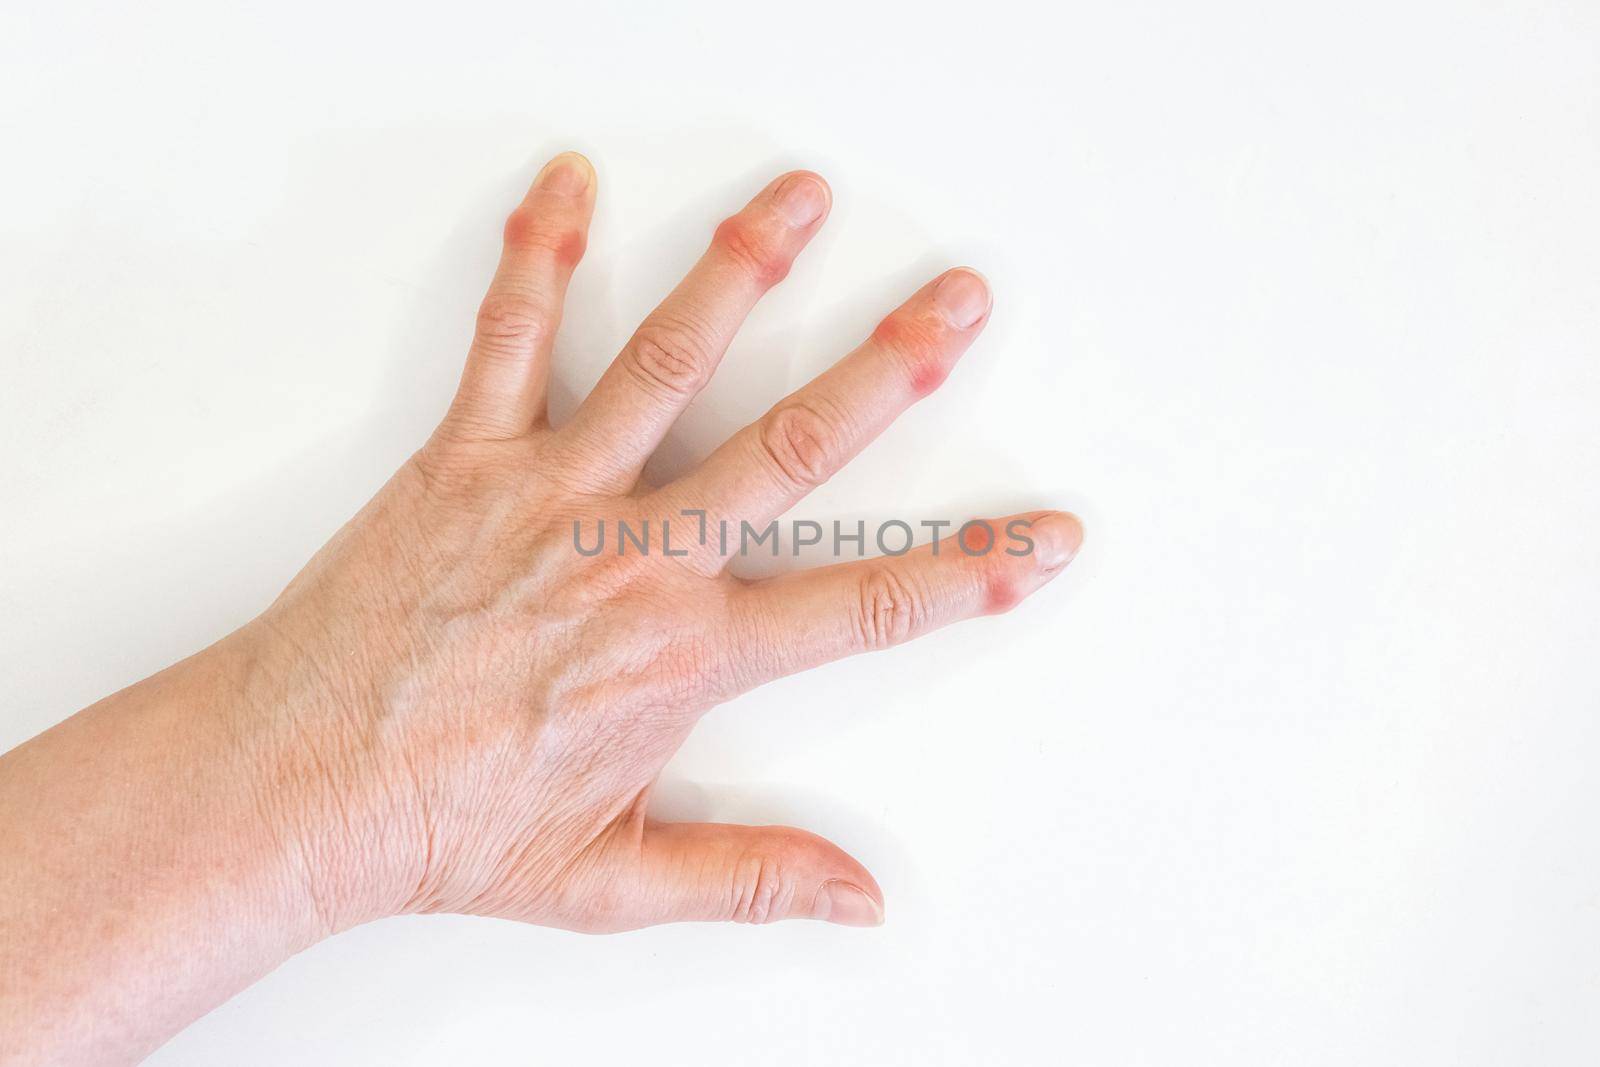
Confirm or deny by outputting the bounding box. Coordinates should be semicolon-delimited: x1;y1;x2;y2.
191;152;1084;935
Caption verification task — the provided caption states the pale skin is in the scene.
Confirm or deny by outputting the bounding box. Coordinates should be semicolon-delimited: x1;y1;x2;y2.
0;153;1083;1065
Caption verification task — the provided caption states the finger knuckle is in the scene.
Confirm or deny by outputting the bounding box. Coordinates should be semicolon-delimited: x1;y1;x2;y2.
758;400;839;491
626;320;715;398
474;292;549;354
731;854;795;925
856;565;926;650
713;214;790;288
873;312;952;396
966;541;1028;615
985;574;1024;615
503;208;586;266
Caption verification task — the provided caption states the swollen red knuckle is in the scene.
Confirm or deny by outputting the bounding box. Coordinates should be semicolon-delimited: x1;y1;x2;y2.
759;401;837;491
883;308;940;355
714;215;789;288
857;566;924;651
985;573;1024;615
873;313;948;379
503;209;586;265
626;322;712;397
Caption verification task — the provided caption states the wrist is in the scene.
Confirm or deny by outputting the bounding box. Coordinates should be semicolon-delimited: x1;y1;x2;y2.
225;619;428;935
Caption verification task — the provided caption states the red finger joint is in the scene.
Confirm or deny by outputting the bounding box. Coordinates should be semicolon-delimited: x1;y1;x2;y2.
983;574;1023;615
503;210;587;267
873;313;954;397
713;214;791;289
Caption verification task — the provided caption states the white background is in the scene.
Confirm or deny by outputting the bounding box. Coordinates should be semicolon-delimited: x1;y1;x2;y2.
3;1;1598;1063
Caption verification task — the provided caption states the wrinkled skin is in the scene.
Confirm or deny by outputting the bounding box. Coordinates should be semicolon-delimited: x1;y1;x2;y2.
245;152;1084;935
0;152;1082;1065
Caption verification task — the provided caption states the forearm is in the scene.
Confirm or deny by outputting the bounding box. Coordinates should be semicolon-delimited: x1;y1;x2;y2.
0;637;327;1066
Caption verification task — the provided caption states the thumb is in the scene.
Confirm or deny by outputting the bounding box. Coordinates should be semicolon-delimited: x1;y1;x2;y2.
625;820;884;928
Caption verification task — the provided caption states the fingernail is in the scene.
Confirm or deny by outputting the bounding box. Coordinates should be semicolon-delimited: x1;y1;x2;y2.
933;268;991;328
536;152;593;195
773;173;828;227
1033;511;1085;571
813;880;884;927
